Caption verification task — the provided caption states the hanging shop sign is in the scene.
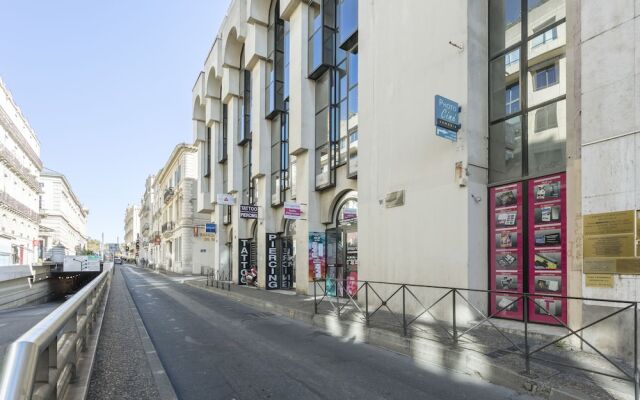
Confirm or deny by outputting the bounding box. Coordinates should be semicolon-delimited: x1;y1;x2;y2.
309;232;326;281
238;238;252;285
528;173;567;325
240;205;259;219
217;194;235;205
489;182;524;321
284;202;302;219
266;233;279;290
342;207;358;221
434;95;461;142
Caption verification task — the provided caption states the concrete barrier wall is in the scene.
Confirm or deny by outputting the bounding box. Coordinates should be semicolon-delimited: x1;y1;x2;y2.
0;266;55;310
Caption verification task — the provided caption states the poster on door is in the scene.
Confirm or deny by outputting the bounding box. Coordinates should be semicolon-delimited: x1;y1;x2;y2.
238;239;252;285
489;182;524;320
266;233;279;290
528;173;567;325
309;232;326;281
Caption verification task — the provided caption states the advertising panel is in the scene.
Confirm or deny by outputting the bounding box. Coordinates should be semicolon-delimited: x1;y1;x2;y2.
489;182;524;320
528;173;567;325
238;239;251;285
309;232;326;282
240;205;259;219
266;233;279;290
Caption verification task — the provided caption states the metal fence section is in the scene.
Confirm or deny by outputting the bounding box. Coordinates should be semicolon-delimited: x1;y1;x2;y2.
205;268;231;291
313;278;640;400
0;265;113;400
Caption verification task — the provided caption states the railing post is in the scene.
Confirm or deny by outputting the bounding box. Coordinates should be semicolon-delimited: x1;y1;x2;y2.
452;289;457;343
313;280;317;314
635;302;638;400
337;279;341;318
365;282;369;325
524;294;530;374
402;285;407;336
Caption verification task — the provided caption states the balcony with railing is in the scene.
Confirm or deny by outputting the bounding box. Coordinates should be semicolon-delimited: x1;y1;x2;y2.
0;141;40;192
164;187;175;204
161;222;175;234
0;190;40;223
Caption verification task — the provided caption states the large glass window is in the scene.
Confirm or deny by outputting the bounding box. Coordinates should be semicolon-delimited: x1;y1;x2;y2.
271;115;282;205
489;0;566;183
337;0;357;49
266;1;285;118
308;0;336;79
204;127;211;177
218;104;228;163
315;72;332;188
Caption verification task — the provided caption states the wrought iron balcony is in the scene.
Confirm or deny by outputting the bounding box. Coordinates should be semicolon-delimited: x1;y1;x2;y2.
0;190;40;223
161;222;175;233
164;187;175;203
0;142;40;192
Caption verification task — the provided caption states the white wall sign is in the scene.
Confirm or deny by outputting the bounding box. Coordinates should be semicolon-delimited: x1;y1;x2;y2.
216;194;235;205
284;202;302;220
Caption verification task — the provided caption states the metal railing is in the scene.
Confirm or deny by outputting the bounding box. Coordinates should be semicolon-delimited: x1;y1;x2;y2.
205;268;231;291
0;191;40;224
0;265;113;399
313;278;640;399
0;142;40;192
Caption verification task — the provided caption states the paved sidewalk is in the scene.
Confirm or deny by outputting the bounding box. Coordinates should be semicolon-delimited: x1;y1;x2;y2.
86;267;162;400
184;278;633;400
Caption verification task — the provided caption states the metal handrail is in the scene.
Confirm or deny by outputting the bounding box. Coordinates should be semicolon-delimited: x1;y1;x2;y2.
313;278;640;400
0;264;114;399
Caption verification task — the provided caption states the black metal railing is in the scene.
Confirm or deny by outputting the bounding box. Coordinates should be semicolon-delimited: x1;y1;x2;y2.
313;278;640;399
205;268;231;291
161;222;175;233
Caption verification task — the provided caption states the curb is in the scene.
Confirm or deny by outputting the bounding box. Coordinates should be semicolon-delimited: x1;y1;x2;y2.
122;267;179;400
185;280;630;400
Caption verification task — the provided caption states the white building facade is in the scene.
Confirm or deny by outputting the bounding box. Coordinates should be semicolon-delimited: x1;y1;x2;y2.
154;143;215;274
38;169;89;258
0;78;42;266
137;175;155;265
124;204;141;260
189;0;640;357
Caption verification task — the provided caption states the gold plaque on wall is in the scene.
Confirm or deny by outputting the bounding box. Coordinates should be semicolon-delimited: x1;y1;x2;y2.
584;211;635;236
585;274;614;288
584;235;635;258
583;259;617;274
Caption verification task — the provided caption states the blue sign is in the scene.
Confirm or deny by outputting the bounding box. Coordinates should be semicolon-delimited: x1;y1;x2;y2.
435;95;461;142
205;223;217;233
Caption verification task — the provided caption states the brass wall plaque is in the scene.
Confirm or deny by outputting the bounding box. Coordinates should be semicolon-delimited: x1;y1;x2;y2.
584;211;635;236
616;258;640;274
583;259;617;274
584;235;635;258
585;274;614;288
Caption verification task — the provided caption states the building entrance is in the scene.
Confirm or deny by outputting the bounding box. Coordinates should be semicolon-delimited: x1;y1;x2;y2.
327;197;358;298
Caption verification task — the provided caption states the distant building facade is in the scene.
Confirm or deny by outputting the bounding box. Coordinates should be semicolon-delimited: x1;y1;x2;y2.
0;78;42;266
138;175;155;265
38;168;89;258
124;204;141;260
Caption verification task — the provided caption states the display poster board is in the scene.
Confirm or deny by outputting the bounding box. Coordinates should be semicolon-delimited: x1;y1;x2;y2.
265;233;279;290
238;239;251;285
309;232;326;281
489;182;524;320
528;173;567;325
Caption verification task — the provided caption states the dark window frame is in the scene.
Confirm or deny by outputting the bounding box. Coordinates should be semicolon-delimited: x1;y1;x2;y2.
266;0;286;119
218;104;228;163
488;0;566;186
204;126;211;177
308;0;336;80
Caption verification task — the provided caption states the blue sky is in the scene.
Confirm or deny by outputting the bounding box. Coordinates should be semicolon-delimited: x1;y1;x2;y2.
0;1;225;243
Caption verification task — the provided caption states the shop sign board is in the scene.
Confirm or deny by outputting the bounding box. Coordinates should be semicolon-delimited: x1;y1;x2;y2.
585;274;614;288
238;239;251;285
434;95;461;142
308;232;326;281
284;202;302;219
265;233;279;290
205;223;217;233
216;194;235;205
240;205;258;219
343;207;358;221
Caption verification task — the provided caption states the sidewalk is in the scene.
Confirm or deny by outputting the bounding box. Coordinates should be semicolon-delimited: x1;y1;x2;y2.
184;278;632;400
87;267;174;400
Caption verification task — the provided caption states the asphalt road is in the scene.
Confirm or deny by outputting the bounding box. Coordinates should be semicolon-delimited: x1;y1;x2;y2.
120;265;538;400
0;301;62;365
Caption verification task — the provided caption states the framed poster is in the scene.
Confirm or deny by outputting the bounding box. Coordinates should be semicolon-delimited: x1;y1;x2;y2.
309;232;326;281
490;182;524;320
528;173;567;325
